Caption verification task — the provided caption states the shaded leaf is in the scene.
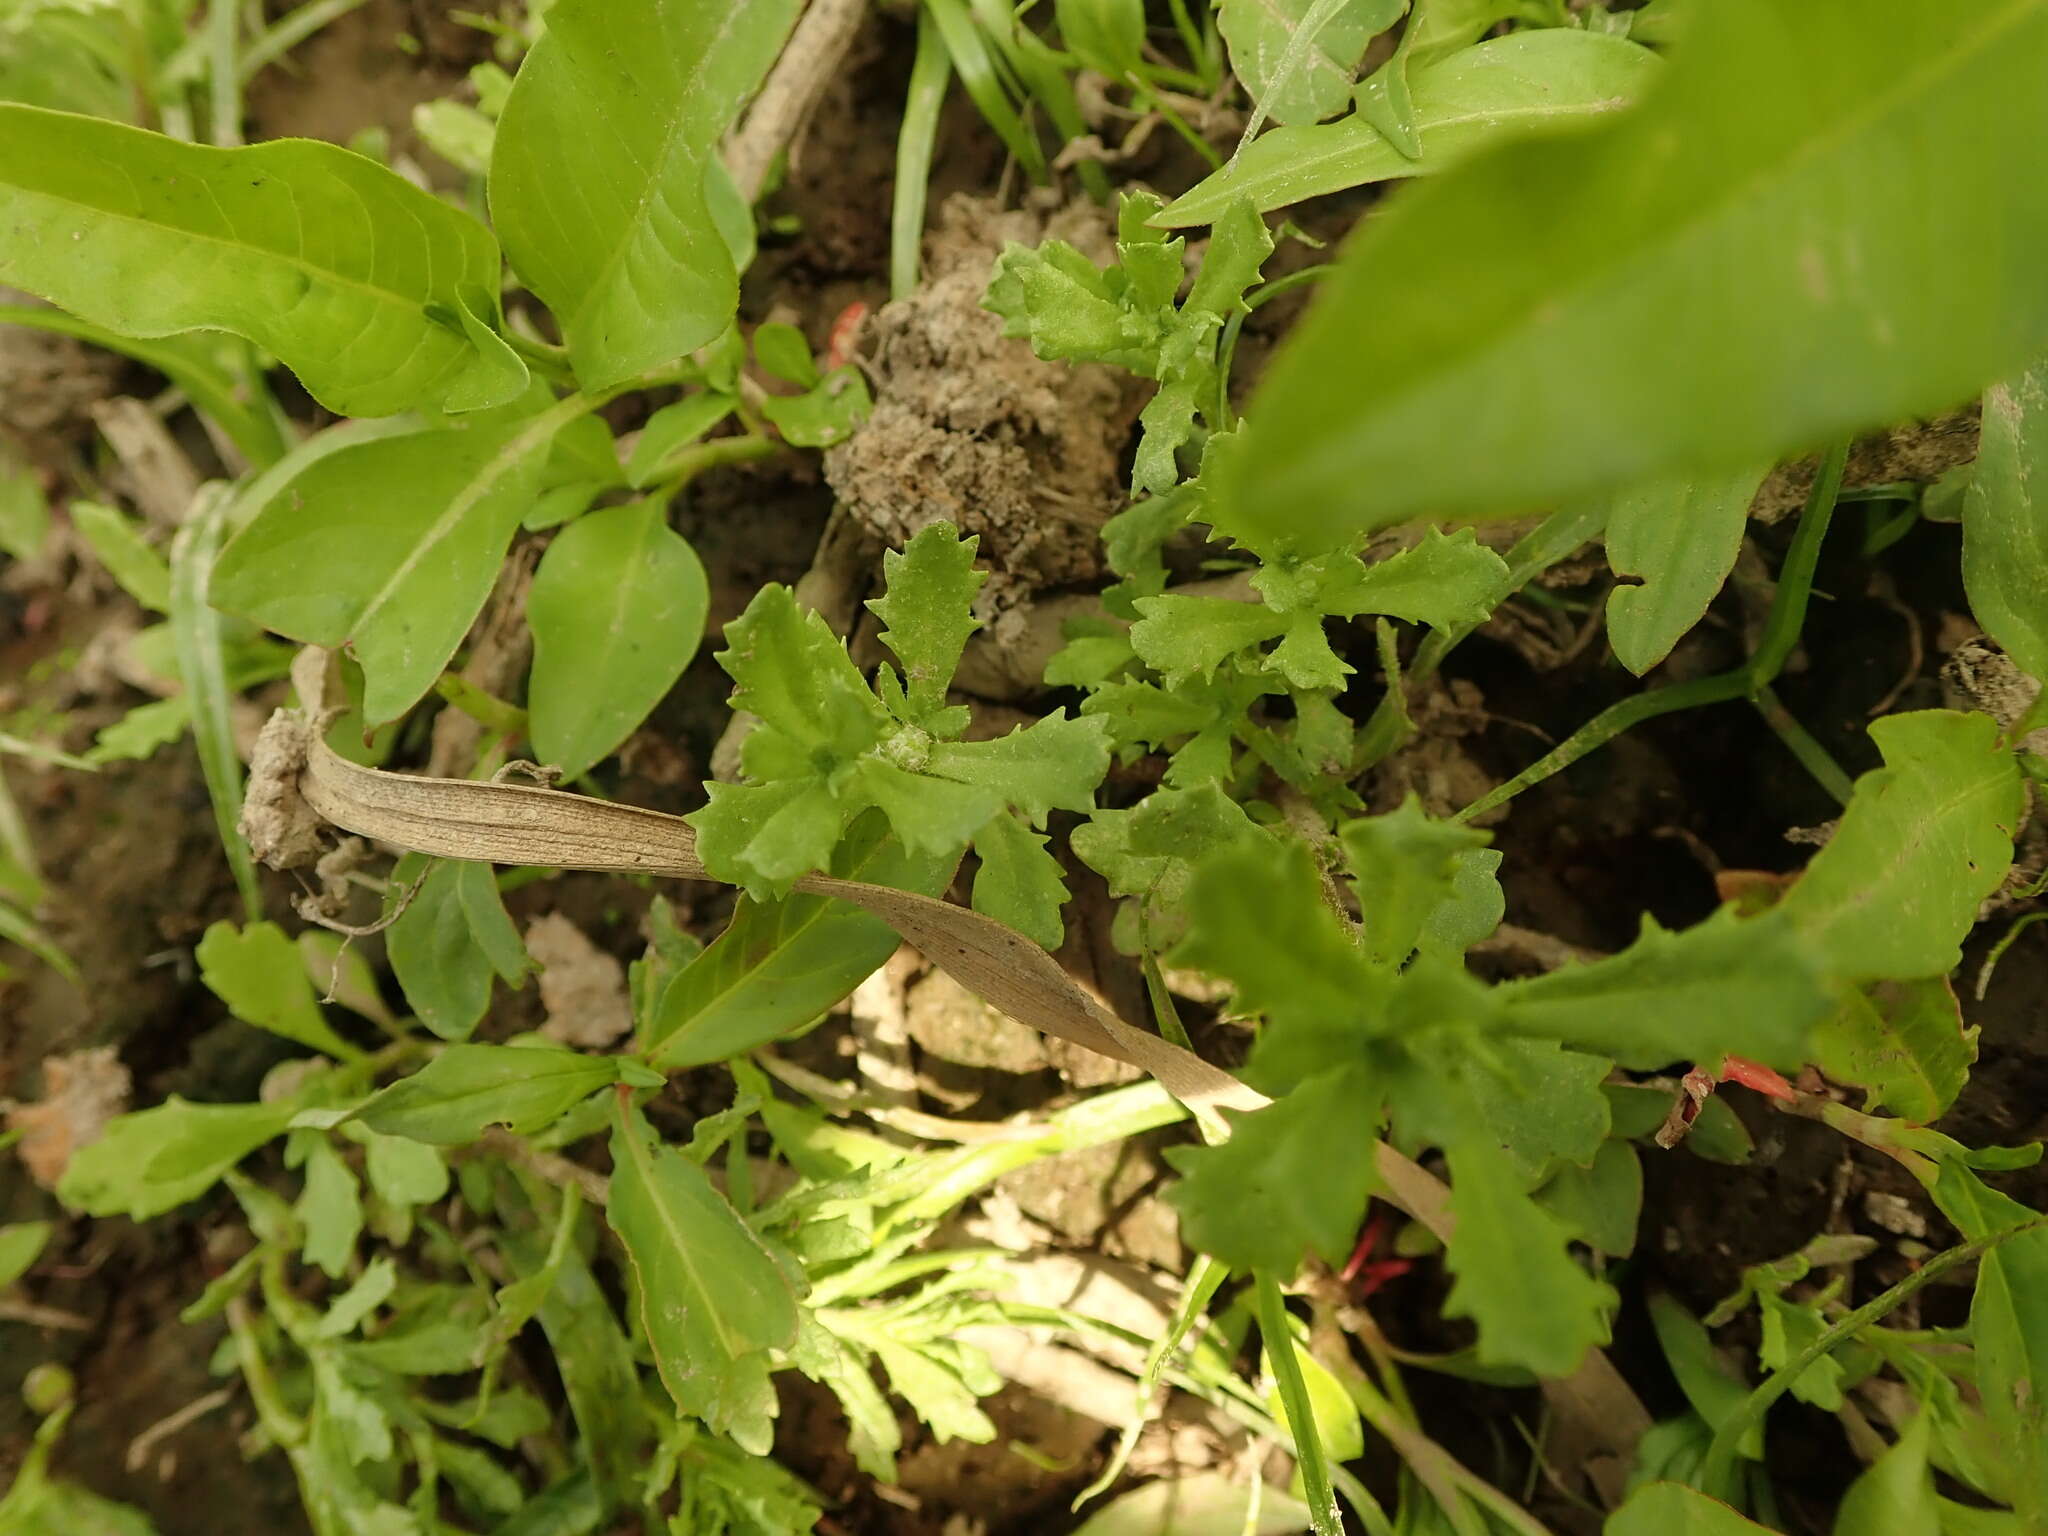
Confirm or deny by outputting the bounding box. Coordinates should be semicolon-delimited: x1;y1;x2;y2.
1214;0;2048;551
969;814;1070;951
1442;1134;1614;1376
1811;977;1975;1123
1606;1483;1772;1535
1605;463;1772;675
1779;711;2024;981
1219;0;1404;127
1164;30;1659;225
1963;358;2048;680
69;500;168;612
0;105;521;416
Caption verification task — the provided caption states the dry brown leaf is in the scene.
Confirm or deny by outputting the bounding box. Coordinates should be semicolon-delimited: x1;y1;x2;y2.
527;912;632;1049
7;1046;131;1189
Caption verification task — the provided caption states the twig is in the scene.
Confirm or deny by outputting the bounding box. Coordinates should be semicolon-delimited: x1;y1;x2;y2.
0;1297;92;1330
725;0;871;204
126;1385;234;1472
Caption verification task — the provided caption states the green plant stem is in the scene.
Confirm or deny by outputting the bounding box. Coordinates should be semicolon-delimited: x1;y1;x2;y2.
647;433;780;498
893;8;953;302
1697;1215;2048;1499
1164;0;1210;79
1254;1276;1343;1536
503;328;579;388
226;1293;306;1448
1750;440;1850;689
1454;441;1856;820
239;0;371;80
433;673;528;737
206;0;240;145
1247;264;1339;311
1752;683;1855;805
1140;949;1195;1050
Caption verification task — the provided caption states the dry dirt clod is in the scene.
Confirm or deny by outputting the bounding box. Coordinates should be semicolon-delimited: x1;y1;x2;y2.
238;707;326;870
527;912;632;1049
6;1046;131;1190
824;193;1146;639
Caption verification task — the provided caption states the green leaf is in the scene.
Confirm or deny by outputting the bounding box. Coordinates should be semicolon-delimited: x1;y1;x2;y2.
867;522;986;723
213;410;574;724
759;365;872;448
1129;595;1286;684
1606;1483;1772;1535
0;105;522;417
1497;907;1829;1071
1929;1164;2048;1522
1166;1065;1382;1274
1219;0;1404;127
1214;0;2048;553
0;443;49;563
1605;463;1773;675
969;814;1070;951
0;1221;51;1290
1834;1410;1938;1536
1338;797;1492;967
69;500;169;612
1646;1291;1762;1461
1071;1473;1314;1536
606;1099;799;1454
296;1135;363;1279
489;0;802;390
1305;527;1510;628
58;1098;296;1219
528;498;709;779
647;818;954;1069
1811;977;1975;1123
1072;784;1267;951
924;712;1110;823
624;393;736;488
1534;1138;1642;1258
719;585;889;771
1054;0;1145;80
84;697;188;767
1963;358;2048;680
1163;30;1660;226
1778;711;2024;981
1441;1134;1613;1376
360;1132;448;1215
354;1044;627;1145
1419;847;1504;958
386;858;530;1041
197;921;362;1061
1173;838;1382;1088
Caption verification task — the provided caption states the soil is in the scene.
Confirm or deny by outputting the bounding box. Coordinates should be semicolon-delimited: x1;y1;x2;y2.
2;8;2044;1536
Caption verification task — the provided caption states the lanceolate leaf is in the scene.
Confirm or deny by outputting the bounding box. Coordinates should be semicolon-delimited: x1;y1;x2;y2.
607;1099;799;1453
490;0;801;390
1778;710;2024;981
1605;462;1772;676
1607;1484;1771;1535
1218;0;1404;128
213;407;578;723
528;499;709;780
353;1044;641;1145
1963;358;2048;680
646;819;955;1069
1162;30;1660;227
1810;977;1975;1123
0;105;524;417
1496;907;1829;1071
1214;0;2048;552
58;1098;297;1219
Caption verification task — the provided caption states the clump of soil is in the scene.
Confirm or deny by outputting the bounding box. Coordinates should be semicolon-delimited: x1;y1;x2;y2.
825;193;1147;625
